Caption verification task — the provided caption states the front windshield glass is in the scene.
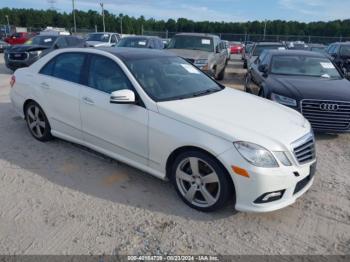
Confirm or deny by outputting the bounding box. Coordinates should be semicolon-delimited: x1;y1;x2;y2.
245;44;253;53
125;56;223;102
253;45;285;56
339;45;350;57
167;36;214;52
117;37;149;48
271;55;342;79
87;33;110;42
25;36;58;46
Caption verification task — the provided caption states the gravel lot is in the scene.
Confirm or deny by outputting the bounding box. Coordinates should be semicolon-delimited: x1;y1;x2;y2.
0;53;349;255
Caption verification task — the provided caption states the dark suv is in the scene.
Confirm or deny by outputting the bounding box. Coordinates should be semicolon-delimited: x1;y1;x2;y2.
4;34;85;71
326;42;350;77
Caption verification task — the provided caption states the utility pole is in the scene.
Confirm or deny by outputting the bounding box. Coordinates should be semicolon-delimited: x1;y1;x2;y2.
5;15;10;36
263;20;267;41
120;14;123;35
100;2;105;32
72;0;77;34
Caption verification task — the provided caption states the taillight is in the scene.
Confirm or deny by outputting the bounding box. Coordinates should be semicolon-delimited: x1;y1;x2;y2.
10;75;16;88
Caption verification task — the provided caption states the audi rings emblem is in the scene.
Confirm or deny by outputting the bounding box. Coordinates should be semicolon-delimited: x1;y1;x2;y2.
320;103;339;111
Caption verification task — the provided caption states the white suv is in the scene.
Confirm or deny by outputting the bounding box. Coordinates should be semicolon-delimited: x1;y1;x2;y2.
10;48;316;212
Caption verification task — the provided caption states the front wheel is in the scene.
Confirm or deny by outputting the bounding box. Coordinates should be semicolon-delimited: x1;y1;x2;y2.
171;151;233;212
25;102;53;142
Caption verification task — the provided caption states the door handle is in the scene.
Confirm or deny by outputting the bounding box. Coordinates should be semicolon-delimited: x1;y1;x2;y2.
82;97;95;105
40;82;50;89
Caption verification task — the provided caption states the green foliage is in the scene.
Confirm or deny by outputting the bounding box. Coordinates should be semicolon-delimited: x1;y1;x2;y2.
1;7;350;37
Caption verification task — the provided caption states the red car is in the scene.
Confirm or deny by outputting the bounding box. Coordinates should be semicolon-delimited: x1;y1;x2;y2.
5;32;35;45
230;42;244;54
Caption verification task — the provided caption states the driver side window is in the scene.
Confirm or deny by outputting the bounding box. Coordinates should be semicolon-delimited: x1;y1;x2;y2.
87;55;133;94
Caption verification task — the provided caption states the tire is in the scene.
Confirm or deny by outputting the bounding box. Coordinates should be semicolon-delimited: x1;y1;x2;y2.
258;87;265;98
24;101;53;142
216;67;225;81
170;150;233;212
244;73;253;93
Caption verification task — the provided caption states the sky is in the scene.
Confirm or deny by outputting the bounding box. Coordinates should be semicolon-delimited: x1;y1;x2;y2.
1;0;350;23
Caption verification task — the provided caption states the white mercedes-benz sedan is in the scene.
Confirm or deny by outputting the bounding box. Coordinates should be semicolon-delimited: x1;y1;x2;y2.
10;47;317;212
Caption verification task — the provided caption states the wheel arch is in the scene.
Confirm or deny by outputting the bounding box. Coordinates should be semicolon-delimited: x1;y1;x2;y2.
165;145;235;192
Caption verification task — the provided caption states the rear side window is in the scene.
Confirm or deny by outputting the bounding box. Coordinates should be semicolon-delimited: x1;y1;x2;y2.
87;55;133;94
39;53;85;84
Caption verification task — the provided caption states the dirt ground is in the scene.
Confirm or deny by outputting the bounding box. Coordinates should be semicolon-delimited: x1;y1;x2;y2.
0;53;349;255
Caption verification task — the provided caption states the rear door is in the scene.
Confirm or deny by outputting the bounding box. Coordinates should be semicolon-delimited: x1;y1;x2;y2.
38;52;86;140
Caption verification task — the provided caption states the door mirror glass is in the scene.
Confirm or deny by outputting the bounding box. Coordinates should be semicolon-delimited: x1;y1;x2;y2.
110;89;135;104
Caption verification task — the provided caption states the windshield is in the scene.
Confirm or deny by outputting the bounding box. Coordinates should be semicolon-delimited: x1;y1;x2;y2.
167;36;214;52
310;47;325;53
339;45;350;57
87;33;110;42
117;37;149;48
125;56;223;102
245;44;253;53
25;36;58;46
253;45;285;56
271;55;342;79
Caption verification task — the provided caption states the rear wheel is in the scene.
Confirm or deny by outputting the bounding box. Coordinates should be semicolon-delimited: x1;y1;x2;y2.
171;150;233;212
25;102;53;142
216;67;225;80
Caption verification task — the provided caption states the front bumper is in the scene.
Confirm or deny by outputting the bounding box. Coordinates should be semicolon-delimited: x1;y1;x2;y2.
218;147;316;213
5;53;39;70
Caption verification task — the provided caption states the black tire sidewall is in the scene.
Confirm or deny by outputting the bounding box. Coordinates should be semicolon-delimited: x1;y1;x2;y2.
170;150;232;212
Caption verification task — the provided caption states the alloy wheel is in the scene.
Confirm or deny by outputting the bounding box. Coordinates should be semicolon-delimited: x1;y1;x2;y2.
175;157;221;208
26;104;46;139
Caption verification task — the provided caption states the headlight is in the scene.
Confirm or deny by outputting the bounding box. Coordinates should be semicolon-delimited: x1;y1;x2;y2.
194;59;208;65
234;142;279;168
271;93;297;107
28;50;42;56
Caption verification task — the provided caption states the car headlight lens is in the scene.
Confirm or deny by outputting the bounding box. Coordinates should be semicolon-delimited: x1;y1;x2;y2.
273;151;292;166
234;142;279;168
271;93;297;107
194;59;208;65
29;50;42;56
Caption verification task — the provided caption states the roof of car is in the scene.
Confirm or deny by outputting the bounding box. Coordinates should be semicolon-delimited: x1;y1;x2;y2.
308;43;326;47
122;35;161;39
255;42;285;46
175;33;219;38
265;50;326;57
97;47;175;60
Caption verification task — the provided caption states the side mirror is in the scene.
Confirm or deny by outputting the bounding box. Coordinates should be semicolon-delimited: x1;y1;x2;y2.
54;44;59;49
110;89;135;104
216;46;220;53
258;64;268;75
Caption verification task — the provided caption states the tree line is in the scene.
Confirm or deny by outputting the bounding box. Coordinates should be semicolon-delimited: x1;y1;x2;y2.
1;7;350;37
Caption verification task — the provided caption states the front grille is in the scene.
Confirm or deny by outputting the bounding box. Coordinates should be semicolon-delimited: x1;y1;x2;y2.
301;99;350;131
292;133;316;165
9;52;28;61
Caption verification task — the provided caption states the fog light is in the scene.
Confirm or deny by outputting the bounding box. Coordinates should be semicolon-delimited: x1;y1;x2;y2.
254;190;285;204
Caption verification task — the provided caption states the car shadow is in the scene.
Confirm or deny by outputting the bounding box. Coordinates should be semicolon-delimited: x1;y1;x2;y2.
315;133;339;140
0;101;238;221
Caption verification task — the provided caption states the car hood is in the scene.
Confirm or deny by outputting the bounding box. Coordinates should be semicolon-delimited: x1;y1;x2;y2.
157;88;310;150
86;41;109;47
7;44;49;52
269;76;350;101
166;49;210;60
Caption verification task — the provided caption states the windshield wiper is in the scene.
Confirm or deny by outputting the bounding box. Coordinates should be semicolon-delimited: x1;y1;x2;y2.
191;88;220;97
